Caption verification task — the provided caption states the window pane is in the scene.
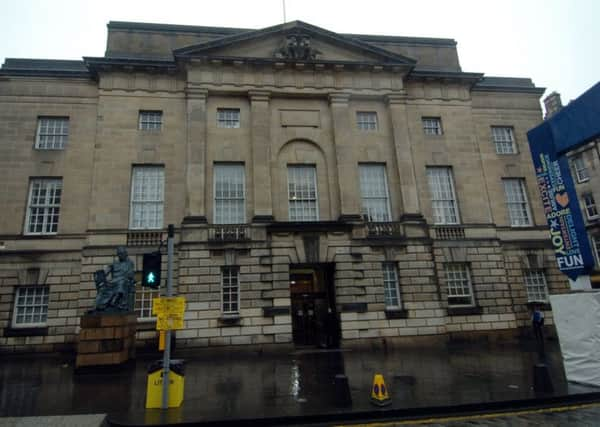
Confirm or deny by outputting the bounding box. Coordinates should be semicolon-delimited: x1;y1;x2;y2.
217;108;241;128
356;112;378;131
422;117;442;135
359;164;391;221
26;179;62;235
130;166;165;229
445;264;474;306
524;270;548;302
36;117;69;149
426;167;459;224
503;179;531;226
288;165;318;221
222;267;240;314
492;126;516;154
382;263;401;308
214;164;245;224
13;286;49;326
139;111;163;131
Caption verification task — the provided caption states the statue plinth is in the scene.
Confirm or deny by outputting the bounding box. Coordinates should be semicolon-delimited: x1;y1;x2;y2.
76;312;137;368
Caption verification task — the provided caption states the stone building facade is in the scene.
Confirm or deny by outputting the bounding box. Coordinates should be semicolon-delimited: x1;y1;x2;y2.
0;21;569;353
544;92;600;288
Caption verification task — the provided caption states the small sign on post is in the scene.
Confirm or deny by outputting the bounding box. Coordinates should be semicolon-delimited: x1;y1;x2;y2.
153;296;186;331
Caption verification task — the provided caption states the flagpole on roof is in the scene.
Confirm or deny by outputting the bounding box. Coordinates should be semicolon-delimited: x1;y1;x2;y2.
283;0;287;23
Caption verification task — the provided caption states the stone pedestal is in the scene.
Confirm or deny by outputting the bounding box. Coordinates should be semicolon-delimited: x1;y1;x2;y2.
76;312;137;368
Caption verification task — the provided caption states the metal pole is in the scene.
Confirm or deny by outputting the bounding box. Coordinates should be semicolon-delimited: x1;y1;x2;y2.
282;0;286;23
161;224;175;410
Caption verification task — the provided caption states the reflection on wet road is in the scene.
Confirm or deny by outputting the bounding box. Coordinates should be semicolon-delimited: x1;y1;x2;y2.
1;341;599;424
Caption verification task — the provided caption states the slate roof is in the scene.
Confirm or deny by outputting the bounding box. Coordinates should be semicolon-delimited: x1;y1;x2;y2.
0;58;90;77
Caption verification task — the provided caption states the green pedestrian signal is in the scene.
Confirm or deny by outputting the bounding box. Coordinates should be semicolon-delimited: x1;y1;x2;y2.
142;252;161;288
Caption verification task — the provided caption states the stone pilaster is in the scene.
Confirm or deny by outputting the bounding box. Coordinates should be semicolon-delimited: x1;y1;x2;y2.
386;93;422;219
184;84;208;224
329;93;361;222
249;90;274;222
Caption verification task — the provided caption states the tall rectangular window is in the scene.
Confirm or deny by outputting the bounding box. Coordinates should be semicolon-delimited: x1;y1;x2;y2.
422;117;442;135
524;270;548;303
12;286;49;327
572;154;589;183
382;263;401;309
445;263;474;306
503;178;532;227
217;108;240;128
426;167;459;224
356;111;378;131
138;111;162;131
25;178;62;235
214;164;245;224
359;164;391;221
35;117;69;150
288;165;318;221
130;166;164;229
583;193;599;220
222;266;240;314
491;126;516;154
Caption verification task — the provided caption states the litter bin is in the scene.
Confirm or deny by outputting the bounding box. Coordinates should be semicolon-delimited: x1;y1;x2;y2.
145;359;185;408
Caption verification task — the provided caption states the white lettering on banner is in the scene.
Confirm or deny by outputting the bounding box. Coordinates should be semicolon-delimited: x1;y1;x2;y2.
557;254;584;269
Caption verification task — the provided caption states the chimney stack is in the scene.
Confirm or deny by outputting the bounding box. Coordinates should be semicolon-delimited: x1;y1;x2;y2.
543;91;563;119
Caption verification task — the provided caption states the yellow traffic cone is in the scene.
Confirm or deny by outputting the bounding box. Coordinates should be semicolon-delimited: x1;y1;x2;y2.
370;373;391;406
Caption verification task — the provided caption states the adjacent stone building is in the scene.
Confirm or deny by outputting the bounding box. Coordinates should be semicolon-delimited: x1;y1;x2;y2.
543;92;600;288
0;20;569;353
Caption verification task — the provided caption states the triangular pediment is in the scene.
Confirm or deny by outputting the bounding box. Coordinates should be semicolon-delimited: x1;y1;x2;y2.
174;21;416;66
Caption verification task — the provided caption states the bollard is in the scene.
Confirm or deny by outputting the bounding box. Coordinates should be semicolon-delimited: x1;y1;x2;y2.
533;363;554;393
334;374;352;407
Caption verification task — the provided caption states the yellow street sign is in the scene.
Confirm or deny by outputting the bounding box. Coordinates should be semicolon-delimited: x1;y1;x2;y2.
153;297;186;331
153;297;186;317
156;315;184;331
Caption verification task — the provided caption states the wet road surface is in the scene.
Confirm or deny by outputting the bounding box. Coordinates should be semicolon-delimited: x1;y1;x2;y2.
1;340;599;425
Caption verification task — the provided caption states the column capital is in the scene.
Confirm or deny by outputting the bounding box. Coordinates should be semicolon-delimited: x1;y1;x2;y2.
329;92;351;106
248;90;271;102
185;84;208;100
385;91;408;106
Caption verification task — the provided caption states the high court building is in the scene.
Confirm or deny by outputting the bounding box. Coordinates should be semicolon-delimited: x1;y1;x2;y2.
0;21;570;353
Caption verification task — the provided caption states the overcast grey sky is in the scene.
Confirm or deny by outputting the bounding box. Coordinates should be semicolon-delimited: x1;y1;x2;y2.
1;0;598;105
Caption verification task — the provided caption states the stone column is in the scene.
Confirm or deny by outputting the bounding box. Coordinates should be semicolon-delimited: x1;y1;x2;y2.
183;84;208;223
386;93;423;221
329;93;361;222
249;90;273;222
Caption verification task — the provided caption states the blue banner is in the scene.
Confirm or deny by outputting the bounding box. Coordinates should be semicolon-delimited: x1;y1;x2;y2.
528;121;595;280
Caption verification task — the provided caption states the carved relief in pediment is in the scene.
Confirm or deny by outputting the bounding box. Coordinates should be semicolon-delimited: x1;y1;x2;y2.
273;33;322;61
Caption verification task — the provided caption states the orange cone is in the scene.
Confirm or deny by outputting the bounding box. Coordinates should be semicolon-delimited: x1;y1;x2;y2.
370;373;391;406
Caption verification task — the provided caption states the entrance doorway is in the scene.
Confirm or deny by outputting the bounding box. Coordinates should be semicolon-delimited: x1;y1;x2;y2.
289;263;339;348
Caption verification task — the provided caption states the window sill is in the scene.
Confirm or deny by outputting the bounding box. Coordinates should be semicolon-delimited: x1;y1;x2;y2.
384;309;408;319
263;307;290;317
447;306;483;316
219;315;241;326
526;302;552;311
341;303;368;313
136;321;157;331
4;326;48;337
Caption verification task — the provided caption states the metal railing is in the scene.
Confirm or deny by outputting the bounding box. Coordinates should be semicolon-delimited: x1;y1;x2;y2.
366;221;403;238
127;230;163;246
434;226;466;240
208;224;250;242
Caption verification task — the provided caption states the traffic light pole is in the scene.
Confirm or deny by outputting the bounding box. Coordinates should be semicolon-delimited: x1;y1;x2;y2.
161;224;175;410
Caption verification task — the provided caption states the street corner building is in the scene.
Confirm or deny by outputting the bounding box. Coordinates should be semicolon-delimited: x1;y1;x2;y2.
0;20;571;354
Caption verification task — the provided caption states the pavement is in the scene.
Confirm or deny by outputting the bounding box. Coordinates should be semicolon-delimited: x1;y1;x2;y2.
1;338;599;426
